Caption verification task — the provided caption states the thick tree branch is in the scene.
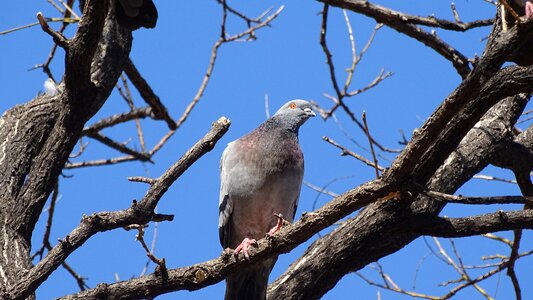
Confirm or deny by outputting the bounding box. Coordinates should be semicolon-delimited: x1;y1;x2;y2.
417;210;533;237
63;0;108;96
267;94;529;299
58;178;401;299
386;53;533;184
0;2;134;296
491;115;533;172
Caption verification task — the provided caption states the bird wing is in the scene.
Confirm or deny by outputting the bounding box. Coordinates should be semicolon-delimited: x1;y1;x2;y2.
219;142;236;248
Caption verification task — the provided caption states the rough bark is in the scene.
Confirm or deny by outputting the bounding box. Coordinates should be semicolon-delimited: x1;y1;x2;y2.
0;1;132;298
265;2;533;294
267;94;531;300
2;1;533;299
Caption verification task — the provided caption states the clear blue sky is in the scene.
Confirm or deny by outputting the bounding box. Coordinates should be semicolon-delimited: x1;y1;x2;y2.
1;1;531;299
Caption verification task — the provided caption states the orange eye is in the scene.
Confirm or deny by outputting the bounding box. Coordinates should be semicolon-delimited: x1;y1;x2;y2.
289;103;297;109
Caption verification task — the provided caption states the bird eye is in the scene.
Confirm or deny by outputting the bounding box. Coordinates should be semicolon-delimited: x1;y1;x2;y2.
289;103;297;109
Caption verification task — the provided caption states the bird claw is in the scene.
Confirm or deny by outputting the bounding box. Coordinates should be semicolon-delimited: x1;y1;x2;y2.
234;237;257;260
267;213;284;236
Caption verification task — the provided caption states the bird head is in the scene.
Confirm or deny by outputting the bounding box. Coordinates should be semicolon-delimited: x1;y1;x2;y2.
272;99;316;130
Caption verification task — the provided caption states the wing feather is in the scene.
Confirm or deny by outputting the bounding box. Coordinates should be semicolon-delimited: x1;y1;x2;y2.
218;142;235;248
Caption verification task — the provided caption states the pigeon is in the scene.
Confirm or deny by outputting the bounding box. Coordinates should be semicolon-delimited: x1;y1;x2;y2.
219;100;315;300
116;0;158;30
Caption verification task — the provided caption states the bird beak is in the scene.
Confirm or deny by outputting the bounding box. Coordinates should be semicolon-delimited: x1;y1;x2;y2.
304;107;316;117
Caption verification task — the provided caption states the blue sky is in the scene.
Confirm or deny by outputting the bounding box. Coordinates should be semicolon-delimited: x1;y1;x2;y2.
1;1;531;299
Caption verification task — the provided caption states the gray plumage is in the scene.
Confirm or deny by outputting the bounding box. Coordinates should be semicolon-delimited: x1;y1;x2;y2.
219;100;315;300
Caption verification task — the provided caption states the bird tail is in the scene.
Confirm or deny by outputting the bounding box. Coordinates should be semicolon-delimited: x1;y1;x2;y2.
224;258;276;300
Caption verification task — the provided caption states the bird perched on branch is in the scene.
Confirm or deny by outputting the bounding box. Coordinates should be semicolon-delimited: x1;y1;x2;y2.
116;0;158;30
219;100;315;300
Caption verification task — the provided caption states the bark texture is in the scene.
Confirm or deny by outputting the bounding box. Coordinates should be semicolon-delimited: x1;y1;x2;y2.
2;1;533;299
0;1;132;298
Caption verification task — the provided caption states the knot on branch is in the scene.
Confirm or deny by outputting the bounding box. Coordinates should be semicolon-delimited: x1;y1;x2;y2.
94;283;110;297
154;258;168;280
81;213;101;226
59;235;72;250
194;269;208;284
497;210;509;223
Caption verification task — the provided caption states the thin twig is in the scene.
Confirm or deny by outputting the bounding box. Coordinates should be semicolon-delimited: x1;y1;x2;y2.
323;136;385;171
507;230;522;300
64;155;137;169
0;17;78;35
86;132;151;162
126;225;167;274
36;13;70;48
82;107;153;134
424;190;533;205
128;176;156;185
148;5;284;156
341;9;357;97
473;174;517;184
362;111;379;178
498;0;521;20
47;0;65;13
119;74;146;153
303;180;340;198
30;180;90;291
123;59;177;130
58;0;80;19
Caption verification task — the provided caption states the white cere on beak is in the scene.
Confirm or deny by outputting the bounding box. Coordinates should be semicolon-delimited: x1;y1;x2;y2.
304;107;316;117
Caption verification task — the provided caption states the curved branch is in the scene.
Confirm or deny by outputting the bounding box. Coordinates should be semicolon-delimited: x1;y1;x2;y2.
417;210;533;237
267;93;529;299
5;117;230;300
321;0;472;77
55;179;400;299
82;107;153;133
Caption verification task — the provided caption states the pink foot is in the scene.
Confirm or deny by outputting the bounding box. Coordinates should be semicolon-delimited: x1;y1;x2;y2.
526;2;533;19
267;213;284;236
234;237;257;260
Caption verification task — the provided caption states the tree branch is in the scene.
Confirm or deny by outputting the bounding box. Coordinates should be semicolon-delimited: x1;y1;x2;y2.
423;190;533;205
123;59;177;130
82;107;153;134
57;178;401;299
267;93;529;299
321;0;472;77
5;117;230;300
417;210;533;237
